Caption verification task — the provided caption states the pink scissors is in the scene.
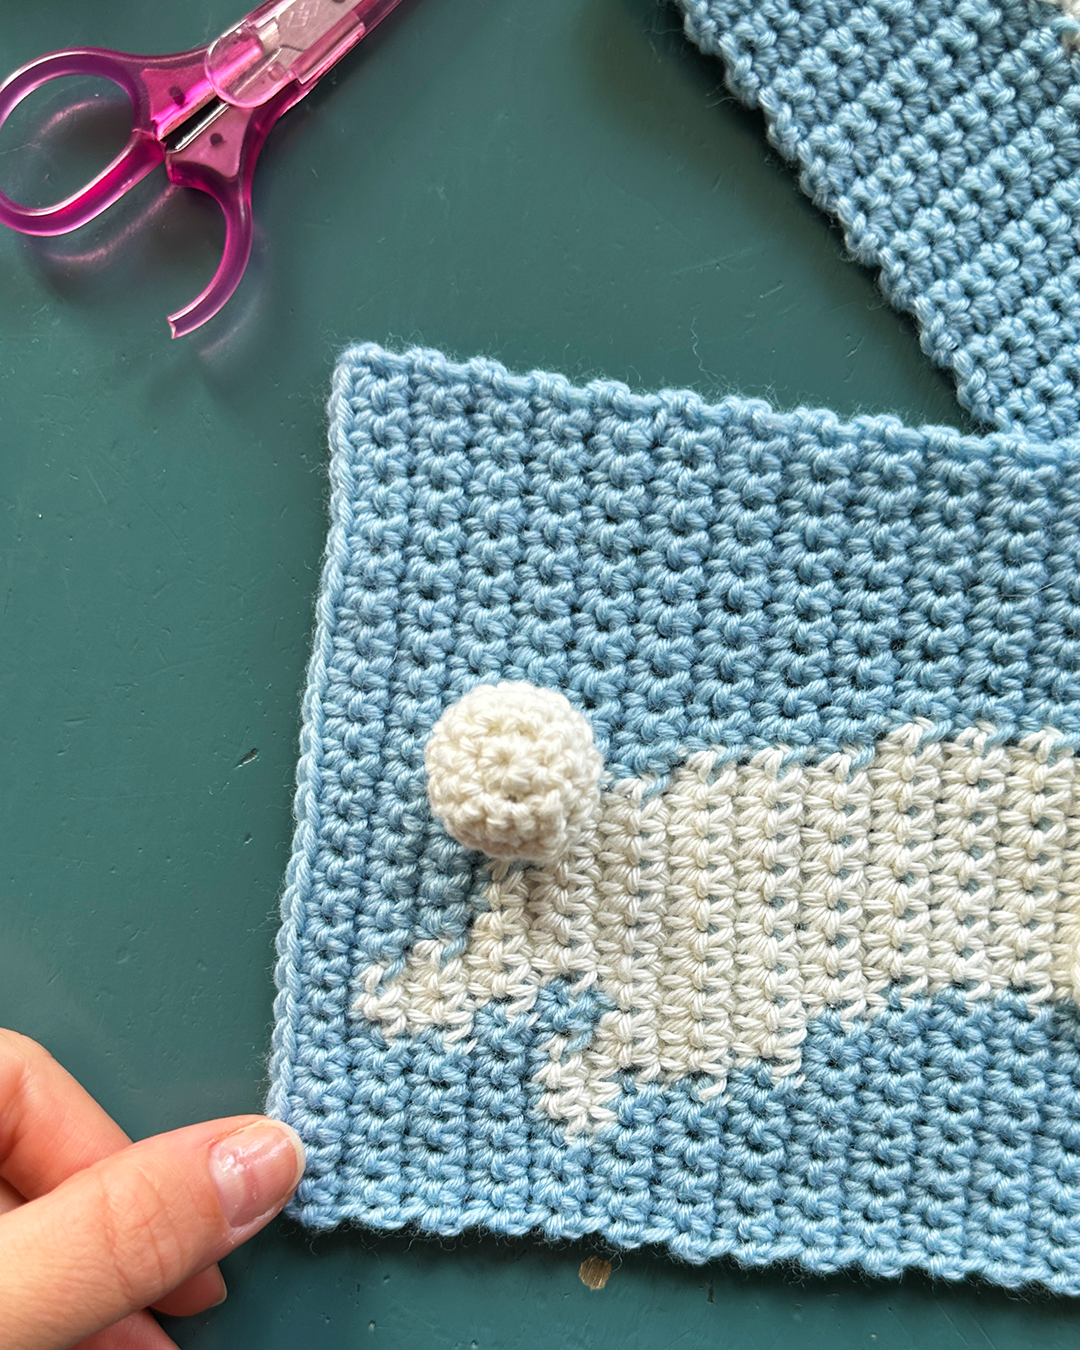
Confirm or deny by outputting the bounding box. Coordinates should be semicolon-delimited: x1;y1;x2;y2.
0;0;406;337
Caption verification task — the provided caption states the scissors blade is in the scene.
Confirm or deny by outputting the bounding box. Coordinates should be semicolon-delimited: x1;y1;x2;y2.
207;0;407;109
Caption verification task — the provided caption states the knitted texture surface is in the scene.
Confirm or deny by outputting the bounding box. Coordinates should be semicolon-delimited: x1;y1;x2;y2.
675;0;1080;439
269;344;1080;1292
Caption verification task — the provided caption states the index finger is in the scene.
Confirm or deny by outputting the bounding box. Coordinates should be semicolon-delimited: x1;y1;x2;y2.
0;1030;129;1198
0;1030;226;1318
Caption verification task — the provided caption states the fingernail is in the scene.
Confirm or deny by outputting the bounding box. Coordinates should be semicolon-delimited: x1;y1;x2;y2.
209;1121;305;1230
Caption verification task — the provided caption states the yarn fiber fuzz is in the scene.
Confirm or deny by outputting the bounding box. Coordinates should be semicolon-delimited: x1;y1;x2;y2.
269;343;1080;1294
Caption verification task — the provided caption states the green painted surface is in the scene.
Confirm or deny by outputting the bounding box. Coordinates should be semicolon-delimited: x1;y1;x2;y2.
2;0;1067;1346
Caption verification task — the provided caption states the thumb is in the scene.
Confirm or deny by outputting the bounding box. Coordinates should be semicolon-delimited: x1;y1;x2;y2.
0;1115;305;1350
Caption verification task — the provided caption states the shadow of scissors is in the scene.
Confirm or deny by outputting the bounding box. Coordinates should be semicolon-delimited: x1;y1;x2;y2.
0;0;408;337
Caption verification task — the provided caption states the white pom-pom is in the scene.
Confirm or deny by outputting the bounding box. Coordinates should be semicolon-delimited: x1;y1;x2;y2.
425;682;603;863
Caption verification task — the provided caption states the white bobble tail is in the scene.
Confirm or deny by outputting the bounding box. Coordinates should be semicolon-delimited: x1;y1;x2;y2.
425;682;604;864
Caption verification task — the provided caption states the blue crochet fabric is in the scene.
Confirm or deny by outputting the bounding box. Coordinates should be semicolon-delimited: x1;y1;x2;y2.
676;0;1080;439
269;343;1080;1293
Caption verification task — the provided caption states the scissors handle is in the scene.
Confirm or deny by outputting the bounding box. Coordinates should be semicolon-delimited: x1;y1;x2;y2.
164;88;300;338
0;43;279;336
0;0;411;336
0;48;209;237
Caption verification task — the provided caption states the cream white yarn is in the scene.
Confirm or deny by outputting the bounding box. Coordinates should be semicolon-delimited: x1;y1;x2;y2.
365;721;1080;1133
425;682;604;863
1048;0;1080;22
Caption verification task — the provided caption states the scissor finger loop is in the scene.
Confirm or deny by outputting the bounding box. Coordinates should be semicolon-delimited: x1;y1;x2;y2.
0;50;167;236
0;0;411;335
0;48;145;128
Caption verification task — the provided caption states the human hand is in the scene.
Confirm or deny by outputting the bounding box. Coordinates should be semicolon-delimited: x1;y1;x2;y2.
0;1029;305;1350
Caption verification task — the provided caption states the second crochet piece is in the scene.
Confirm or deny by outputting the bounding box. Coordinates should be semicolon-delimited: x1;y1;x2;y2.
270;344;1080;1293
677;0;1080;439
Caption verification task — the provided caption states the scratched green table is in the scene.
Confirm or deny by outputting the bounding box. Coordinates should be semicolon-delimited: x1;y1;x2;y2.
2;1;1075;1346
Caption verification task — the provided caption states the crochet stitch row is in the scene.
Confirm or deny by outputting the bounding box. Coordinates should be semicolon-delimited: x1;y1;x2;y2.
283;985;1080;1286
676;0;1080;439
269;345;1080;1291
359;719;1080;1136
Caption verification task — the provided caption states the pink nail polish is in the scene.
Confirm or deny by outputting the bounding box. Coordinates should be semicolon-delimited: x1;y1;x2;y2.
209;1121;305;1229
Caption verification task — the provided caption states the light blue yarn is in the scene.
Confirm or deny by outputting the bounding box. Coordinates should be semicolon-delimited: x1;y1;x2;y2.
267;0;1080;1295
287;985;1080;1288
676;0;1080;439
268;344;1080;1292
